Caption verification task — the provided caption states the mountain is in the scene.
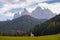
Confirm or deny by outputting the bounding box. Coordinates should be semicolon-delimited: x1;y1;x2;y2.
31;7;56;19
31;14;60;36
13;8;31;19
43;8;56;19
14;12;21;19
21;8;31;16
0;15;47;36
13;6;56;19
31;7;43;19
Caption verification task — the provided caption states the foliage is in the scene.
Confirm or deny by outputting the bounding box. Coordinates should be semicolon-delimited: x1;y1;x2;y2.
32;14;60;36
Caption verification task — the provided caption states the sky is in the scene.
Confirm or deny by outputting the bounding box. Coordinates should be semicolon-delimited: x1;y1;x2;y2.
0;0;60;21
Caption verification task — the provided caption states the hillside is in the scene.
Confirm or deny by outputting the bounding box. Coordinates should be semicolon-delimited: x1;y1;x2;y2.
0;15;47;36
31;14;60;36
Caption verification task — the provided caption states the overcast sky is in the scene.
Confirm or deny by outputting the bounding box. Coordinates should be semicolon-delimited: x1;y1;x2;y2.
0;0;60;21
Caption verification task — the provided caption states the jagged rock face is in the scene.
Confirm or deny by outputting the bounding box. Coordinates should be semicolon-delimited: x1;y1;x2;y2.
14;12;21;19
21;8;31;16
31;7;56;19
31;7;43;19
13;9;31;19
13;7;56;19
43;8;56;19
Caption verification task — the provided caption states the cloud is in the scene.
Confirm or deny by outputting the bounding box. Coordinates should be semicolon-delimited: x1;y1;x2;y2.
0;0;47;13
0;0;60;21
0;12;14;21
0;0;25;4
0;3;26;13
8;8;23;13
39;2;60;14
44;0;60;4
0;3;4;8
5;12;14;17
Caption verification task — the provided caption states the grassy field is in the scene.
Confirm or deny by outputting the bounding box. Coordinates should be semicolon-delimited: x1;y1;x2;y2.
0;34;60;40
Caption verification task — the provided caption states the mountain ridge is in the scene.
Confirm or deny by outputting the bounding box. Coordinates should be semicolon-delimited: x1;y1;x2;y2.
0;15;47;36
13;6;56;19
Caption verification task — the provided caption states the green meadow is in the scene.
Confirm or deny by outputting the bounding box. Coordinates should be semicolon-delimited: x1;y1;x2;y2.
0;34;60;40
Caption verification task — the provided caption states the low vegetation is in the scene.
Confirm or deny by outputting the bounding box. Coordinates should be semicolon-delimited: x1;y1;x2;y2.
0;34;60;40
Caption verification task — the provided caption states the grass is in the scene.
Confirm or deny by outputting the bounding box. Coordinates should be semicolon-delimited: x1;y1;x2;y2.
0;34;60;40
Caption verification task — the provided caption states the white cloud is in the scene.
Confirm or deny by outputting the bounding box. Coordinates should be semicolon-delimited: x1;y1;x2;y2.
0;0;47;13
0;3;26;14
39;3;60;14
0;12;14;21
0;4;11;13
26;2;60;15
11;0;20;3
48;3;60;14
5;12;14;17
0;0;60;21
26;0;47;3
0;13;14;21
